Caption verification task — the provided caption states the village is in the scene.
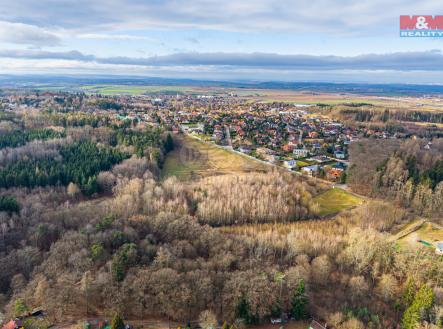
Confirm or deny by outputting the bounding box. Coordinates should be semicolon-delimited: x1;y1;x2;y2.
0;91;411;183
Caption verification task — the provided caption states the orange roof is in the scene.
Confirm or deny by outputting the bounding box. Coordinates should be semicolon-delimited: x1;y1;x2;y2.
2;320;21;329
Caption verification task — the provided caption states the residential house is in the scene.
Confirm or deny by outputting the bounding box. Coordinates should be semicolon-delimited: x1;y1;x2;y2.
2;319;24;329
301;165;319;176
282;159;297;169
326;167;344;181
436;242;443;255
334;151;346;159
282;144;295;152
293;148;309;158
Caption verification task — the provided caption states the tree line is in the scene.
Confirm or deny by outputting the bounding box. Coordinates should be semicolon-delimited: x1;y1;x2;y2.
0;141;128;195
0;128;65;149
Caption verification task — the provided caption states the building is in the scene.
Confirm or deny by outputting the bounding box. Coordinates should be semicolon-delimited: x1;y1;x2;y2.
326;167;344;181
334;151;346;159
283;159;297;169
2;319;24;329
282;143;295;152
293;148;309;158
301;165;319;176
436;242;443;255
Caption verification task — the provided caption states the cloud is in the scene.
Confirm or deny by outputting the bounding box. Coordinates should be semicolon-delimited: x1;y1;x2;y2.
1;49;443;71
3;58;443;84
185;37;200;44
76;33;156;41
0;21;61;46
0;49;94;61
2;0;443;35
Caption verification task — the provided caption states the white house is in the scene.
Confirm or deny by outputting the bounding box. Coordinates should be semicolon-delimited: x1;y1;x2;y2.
436;242;443;255
293;147;309;158
283;159;297;169
301;165;319;176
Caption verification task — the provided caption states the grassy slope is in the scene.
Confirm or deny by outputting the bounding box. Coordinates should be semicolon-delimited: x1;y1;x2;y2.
161;136;268;180
314;188;363;217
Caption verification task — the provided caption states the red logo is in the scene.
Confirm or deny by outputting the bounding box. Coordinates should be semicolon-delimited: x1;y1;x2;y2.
400;15;443;30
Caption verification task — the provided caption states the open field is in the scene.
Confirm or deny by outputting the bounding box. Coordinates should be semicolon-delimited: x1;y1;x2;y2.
161;135;268;180
29;82;443;114
80;84;204;95
396;220;443;250
313;188;363;217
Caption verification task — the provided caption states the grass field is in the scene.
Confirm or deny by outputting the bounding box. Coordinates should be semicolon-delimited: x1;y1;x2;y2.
80;84;201;95
396;220;443;250
296;160;311;167
161;135;268;180
314;188;363;217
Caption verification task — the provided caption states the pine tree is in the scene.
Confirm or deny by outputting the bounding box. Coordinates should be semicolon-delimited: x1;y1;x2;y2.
401;284;435;329
110;313;125;329
291;279;308;320
164;133;174;153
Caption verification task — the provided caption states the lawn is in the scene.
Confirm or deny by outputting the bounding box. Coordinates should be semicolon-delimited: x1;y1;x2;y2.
161;135;268;180
296;160;310;167
314;188;363;217
397;221;443;250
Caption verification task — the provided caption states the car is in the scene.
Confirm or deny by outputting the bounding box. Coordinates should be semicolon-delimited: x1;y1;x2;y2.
270;318;282;324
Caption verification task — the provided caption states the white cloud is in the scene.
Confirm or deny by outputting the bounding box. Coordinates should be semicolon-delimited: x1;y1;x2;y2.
0;21;61;46
2;58;443;84
2;49;443;71
2;0;443;35
76;33;157;41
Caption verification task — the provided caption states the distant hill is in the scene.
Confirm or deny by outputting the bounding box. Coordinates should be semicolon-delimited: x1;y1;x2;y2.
2;74;443;96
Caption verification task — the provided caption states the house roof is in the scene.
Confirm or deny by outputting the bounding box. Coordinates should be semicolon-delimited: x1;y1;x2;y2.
2;320;23;329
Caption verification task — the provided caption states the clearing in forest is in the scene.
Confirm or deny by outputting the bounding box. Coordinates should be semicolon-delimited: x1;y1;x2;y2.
396;220;443;250
314;188;363;217
161;135;268;180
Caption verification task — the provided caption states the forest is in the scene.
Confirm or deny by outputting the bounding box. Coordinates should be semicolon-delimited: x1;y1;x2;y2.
0;96;442;329
0;128;65;149
349;139;443;217
0;141;128;195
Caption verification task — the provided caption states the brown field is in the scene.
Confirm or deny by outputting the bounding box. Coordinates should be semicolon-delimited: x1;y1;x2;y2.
162;135;269;180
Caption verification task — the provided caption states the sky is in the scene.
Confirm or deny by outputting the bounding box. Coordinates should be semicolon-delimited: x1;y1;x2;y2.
1;0;443;83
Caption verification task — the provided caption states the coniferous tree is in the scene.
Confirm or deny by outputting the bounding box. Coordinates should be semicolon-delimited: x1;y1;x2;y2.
164;133;174;153
291;279;308;320
110;313;125;329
